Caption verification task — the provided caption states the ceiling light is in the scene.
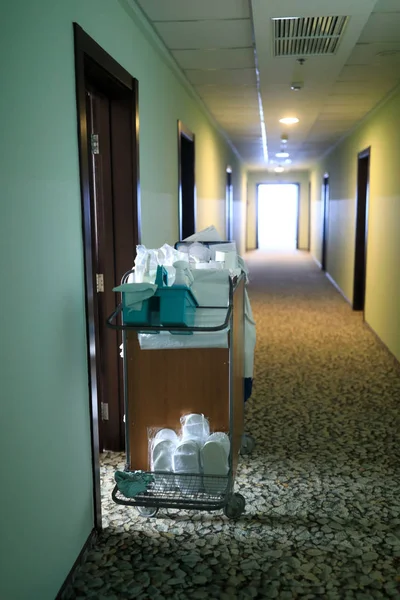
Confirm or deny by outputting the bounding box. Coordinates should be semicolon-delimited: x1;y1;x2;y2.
285;158;292;164
274;166;284;173
276;151;289;158
279;117;299;125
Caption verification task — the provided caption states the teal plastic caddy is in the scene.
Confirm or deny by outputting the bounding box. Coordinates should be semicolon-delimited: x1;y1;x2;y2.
155;265;198;328
113;266;198;329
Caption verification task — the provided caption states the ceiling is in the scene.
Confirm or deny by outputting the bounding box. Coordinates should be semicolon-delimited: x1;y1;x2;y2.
135;0;400;171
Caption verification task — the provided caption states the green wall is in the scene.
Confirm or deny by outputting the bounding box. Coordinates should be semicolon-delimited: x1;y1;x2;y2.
310;87;400;361
0;1;245;598
246;170;310;250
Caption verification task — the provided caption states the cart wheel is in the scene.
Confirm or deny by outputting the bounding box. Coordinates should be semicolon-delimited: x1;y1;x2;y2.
224;493;245;519
240;434;255;456
136;506;159;518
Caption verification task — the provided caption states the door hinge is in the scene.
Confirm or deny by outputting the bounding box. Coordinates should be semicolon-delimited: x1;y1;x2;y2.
101;402;109;421
91;134;99;155
96;273;104;293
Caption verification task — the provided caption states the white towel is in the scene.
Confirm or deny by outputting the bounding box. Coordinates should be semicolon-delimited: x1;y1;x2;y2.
173;440;201;493
200;435;230;495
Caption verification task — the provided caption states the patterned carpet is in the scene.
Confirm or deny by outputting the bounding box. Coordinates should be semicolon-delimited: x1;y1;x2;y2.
70;251;400;599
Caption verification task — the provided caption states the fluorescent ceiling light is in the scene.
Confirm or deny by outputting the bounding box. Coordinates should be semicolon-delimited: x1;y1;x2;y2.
279;117;299;125
274;166;284;173
260;120;268;162
285;159;292;164
276;151;289;158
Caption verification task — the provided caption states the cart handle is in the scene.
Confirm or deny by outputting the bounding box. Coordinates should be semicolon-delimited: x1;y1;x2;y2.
106;303;233;333
107;272;243;333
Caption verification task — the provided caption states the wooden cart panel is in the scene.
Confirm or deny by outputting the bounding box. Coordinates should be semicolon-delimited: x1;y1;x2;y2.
125;277;245;473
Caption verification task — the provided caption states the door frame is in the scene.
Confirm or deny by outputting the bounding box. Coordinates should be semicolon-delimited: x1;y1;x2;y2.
353;147;371;313
256;182;300;250
226;166;233;241
321;173;329;271
307;181;311;251
178;120;196;240
74;23;140;529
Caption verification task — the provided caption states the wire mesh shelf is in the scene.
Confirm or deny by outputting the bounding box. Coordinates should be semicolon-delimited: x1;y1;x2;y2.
112;471;232;511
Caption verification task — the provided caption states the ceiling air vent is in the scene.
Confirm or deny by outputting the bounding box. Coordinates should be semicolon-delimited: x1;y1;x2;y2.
273;16;349;57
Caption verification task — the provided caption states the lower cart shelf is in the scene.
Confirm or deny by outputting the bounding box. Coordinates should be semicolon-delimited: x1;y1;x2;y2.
112;471;245;519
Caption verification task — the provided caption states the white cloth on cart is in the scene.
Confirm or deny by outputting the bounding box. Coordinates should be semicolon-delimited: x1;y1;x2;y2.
184;227;256;379
183;225;222;242
138;307;229;350
191;269;230;306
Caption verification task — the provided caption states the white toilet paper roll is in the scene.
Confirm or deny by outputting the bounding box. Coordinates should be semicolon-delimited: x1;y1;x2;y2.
153;428;179;446
151;439;176;487
181;414;210;445
173;440;202;492
200;440;229;495
205;432;230;459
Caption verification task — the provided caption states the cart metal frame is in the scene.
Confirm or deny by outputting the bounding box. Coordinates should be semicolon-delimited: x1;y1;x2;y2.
106;272;246;519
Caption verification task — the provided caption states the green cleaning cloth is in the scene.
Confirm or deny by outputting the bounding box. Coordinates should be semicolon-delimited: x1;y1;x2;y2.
112;283;157;312
114;471;154;498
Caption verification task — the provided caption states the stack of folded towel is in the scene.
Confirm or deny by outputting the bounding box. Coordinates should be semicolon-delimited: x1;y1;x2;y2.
150;414;230;494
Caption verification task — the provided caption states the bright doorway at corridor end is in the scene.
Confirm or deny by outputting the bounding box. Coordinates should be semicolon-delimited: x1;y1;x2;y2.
257;183;299;250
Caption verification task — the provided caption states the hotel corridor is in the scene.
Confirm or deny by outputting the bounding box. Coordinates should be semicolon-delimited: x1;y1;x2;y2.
72;251;400;600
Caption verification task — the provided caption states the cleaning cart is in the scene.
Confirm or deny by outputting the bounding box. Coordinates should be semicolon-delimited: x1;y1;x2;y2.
107;268;247;519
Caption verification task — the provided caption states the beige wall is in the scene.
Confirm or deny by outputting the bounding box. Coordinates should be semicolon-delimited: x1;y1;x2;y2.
310;87;400;361
234;168;248;256
195;128;247;255
246;170;310;250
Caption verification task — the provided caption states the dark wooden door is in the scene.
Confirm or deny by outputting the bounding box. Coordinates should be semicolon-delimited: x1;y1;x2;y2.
353;149;370;311
86;89;119;452
85;84;137;452
321;175;329;271
178;121;196;239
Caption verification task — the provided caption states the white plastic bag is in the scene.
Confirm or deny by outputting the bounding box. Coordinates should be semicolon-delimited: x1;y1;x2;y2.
130;244;188;284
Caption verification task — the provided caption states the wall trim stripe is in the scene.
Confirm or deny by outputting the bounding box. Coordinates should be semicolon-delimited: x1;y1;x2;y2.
325;272;352;306
56;530;97;599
